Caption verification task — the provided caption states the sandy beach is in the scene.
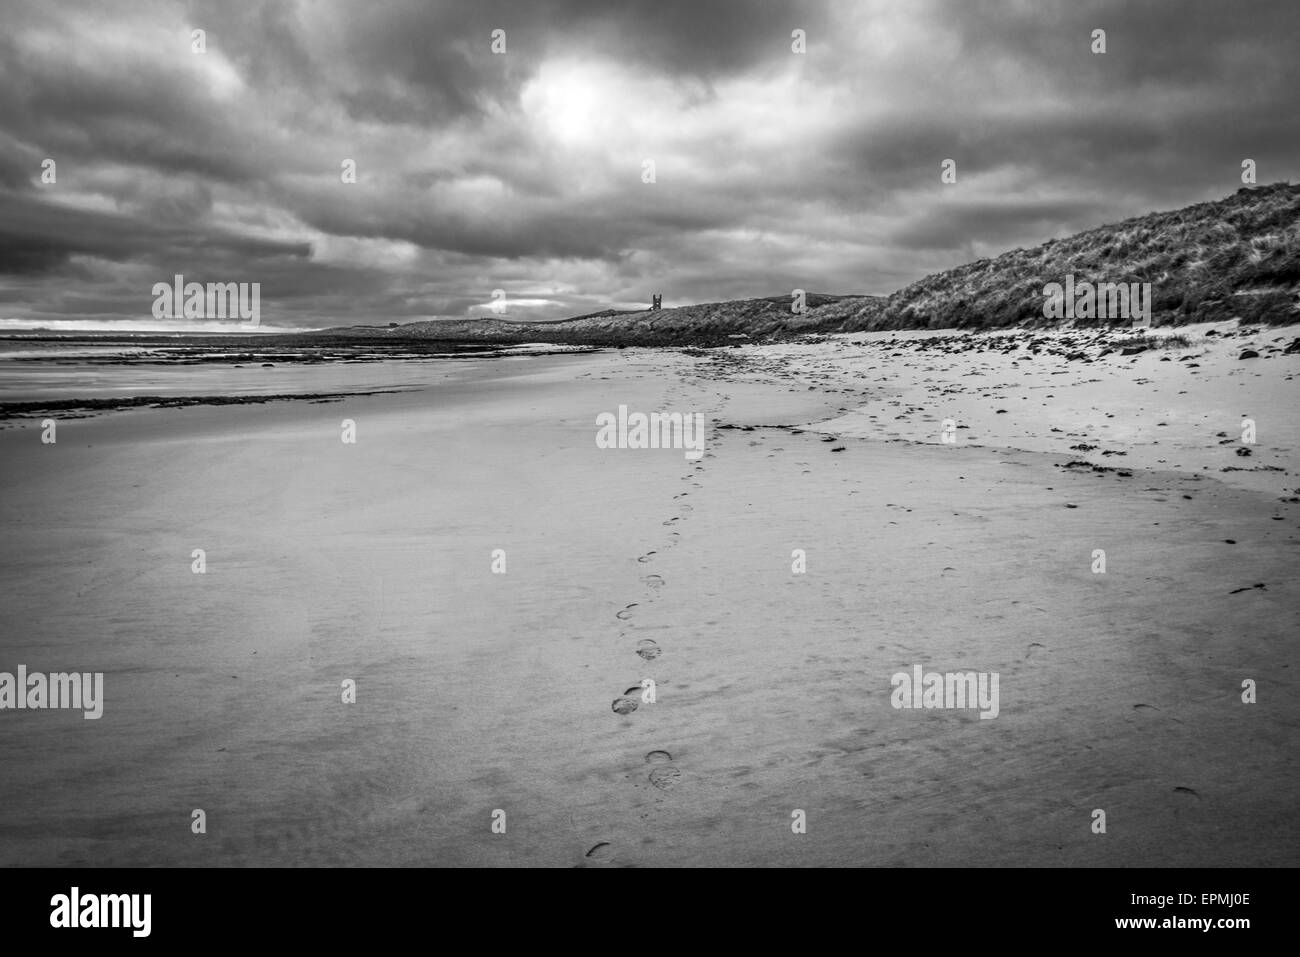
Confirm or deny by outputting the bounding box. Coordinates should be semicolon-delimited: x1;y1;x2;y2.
1;323;1296;867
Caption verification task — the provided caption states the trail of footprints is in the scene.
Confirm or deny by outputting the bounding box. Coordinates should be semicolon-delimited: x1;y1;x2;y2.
585;348;1277;862
594;384;727;860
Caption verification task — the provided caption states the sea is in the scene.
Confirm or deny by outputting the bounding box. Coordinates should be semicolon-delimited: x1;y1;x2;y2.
0;332;542;406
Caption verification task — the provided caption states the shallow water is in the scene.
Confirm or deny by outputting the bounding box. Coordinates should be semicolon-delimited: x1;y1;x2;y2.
0;335;505;403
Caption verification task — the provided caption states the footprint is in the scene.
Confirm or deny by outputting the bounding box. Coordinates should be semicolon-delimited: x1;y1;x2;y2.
635;639;661;661
1173;786;1201;799
642;575;664;589
616;604;638;620
637;551;657;563
585;841;612;859
612;697;639;716
648;765;681;790
645;750;672;763
1025;642;1046;659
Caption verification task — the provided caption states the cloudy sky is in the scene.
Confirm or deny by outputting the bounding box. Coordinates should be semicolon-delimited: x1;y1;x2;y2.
1;0;1296;330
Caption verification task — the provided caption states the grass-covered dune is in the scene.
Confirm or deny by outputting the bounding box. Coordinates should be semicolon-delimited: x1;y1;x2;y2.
315;183;1299;346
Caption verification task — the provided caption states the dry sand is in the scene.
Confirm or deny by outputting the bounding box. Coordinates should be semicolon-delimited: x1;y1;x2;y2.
0;326;1297;867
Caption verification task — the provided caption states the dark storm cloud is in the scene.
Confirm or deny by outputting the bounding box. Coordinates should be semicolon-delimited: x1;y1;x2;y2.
0;194;310;270
885;197;1100;253
0;0;1296;327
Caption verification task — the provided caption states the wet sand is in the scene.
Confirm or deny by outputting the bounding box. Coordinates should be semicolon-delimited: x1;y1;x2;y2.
0;331;1296;867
